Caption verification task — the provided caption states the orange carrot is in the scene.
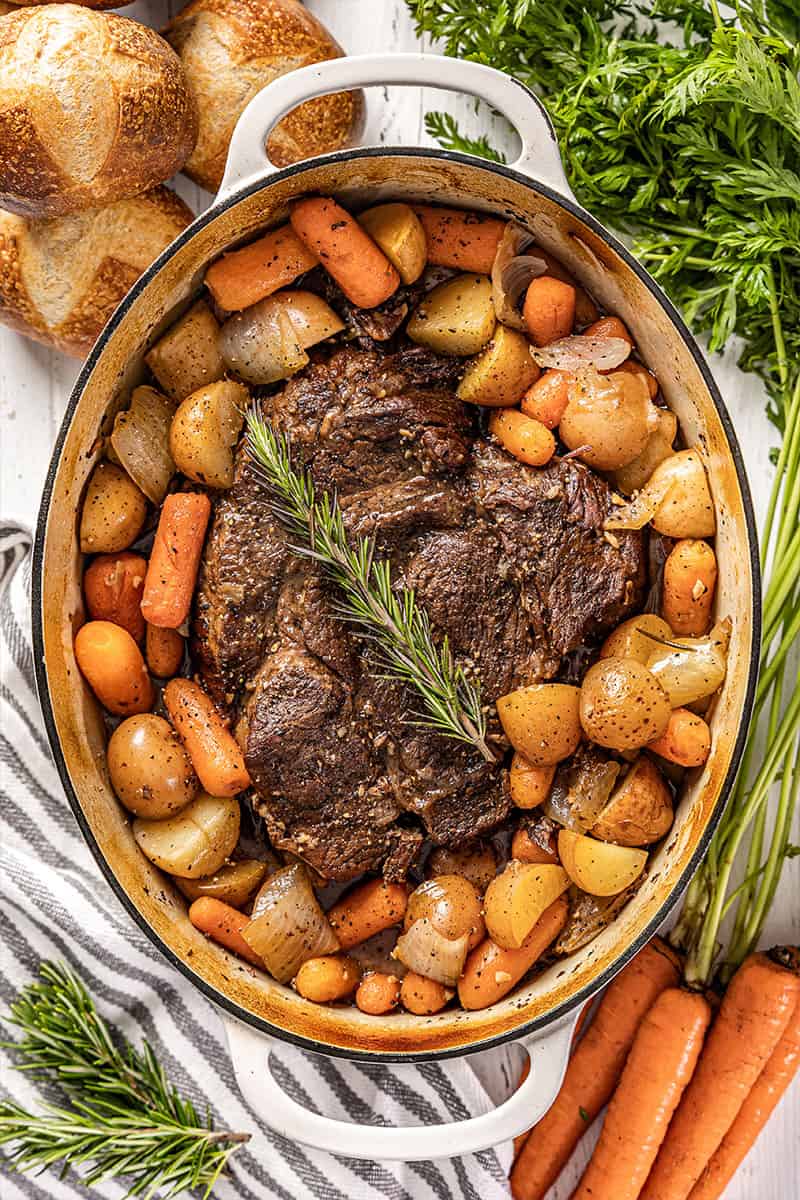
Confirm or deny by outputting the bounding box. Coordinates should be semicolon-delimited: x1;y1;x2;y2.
648;708;711;768
572;987;712;1200
189;896;263;967
164;677;250;798
662;538;718;636
521;369;573;428
511;824;559;865
523;276;576;346
141;492;211;630
83;552;147;642
510;937;681;1200
688;951;800;1200
290;197;399;309
585;315;633;346
204;225;318;311
145;623;185;678
74;620;153;717
412;204;505;273
640;953;800;1200
327;879;408;950
459;895;568;1011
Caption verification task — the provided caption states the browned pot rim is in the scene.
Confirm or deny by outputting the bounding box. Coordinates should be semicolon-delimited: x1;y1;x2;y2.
31;147;761;1061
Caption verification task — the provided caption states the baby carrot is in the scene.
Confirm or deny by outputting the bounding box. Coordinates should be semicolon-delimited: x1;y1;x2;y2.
489;408;556;467
662;539;718;636
290;197;399;309
413;204;506;273
74;620;153;717
510;936;681;1200
164;677;250;798
648;708;711;768
83;551;147;642
521;369;573;428
189;897;263;967
523;276;576;346
400;972;453;1015
204;225;318;311
327;879;408;949
141;492;211;630
688;951;800;1200
356;972;401;1015
585;315;634;347
459;895;568;1011
145;623;185;678
641;952;800;1200
572;987;712;1200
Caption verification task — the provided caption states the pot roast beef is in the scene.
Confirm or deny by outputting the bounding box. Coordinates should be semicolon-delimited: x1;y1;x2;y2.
193;346;645;881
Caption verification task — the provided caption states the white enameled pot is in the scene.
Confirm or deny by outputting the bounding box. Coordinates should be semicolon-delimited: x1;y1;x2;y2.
33;54;760;1161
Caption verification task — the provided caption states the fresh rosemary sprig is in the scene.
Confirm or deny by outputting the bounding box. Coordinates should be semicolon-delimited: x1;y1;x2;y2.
245;409;495;762
412;0;800;986
0;962;249;1198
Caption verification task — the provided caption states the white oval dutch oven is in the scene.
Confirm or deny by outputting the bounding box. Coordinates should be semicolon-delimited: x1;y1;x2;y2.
33;54;760;1162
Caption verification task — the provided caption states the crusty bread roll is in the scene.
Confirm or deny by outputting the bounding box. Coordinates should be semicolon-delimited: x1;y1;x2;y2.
165;0;363;193
2;2;122;9
0;6;198;217
0;186;193;356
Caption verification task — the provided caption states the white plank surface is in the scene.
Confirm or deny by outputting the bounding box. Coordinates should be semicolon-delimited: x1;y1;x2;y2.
0;2;797;1196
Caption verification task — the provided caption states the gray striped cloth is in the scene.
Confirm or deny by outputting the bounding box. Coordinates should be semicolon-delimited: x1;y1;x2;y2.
0;522;514;1200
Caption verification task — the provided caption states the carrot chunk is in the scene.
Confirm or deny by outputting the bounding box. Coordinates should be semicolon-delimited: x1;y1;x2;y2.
205;225;318;311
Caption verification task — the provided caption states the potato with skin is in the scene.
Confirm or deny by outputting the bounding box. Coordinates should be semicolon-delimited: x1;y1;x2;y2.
108;714;197;819
358;203;426;285
650;450;716;538
407;273;495;356
405;876;484;950
509;753;556;809
497;683;582;766
169;380;248;488
560;368;656;471
558;830;647;896
145;301;225;401
613;407;676;495
457;325;539;406
485;861;570;949
580;658;671;751
133;792;240;878
592;758;674;846
600;613;674;664
174;859;267;907
79;462;147;554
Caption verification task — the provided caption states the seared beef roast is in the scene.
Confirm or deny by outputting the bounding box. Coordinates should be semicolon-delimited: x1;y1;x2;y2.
194;345;645;881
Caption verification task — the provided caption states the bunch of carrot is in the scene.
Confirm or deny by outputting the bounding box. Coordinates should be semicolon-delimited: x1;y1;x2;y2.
509;940;800;1200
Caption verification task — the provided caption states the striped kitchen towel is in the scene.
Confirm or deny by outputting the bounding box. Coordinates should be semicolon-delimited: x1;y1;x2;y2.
0;523;515;1200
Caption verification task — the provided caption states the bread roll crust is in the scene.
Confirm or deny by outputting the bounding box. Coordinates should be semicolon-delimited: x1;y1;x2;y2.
0;186;193;356
0;6;198;217
165;0;364;193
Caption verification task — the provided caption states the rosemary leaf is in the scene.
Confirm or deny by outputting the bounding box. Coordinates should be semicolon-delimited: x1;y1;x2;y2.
245;409;495;762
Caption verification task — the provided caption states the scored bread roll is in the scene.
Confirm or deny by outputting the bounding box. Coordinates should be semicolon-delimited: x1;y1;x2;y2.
165;0;364;193
1;2;122;9
0;6;198;218
0;186;193;357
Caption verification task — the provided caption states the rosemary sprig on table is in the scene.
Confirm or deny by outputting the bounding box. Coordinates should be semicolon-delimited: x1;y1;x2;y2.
0;962;249;1198
245;409;495;762
413;0;800;987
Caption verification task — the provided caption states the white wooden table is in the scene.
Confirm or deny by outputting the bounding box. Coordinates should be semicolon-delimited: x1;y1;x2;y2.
0;3;796;1196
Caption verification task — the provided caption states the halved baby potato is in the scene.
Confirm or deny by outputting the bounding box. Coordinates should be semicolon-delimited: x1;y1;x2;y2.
600;613;674;664
408;273;495;356
497;683;582;766
457;325;539;406
169;380;248;489
558;829;647;896
591;757;674;846
145;300;226;401
358;203;427;285
173;859;268;907
133;792;240;879
509;752;556;809
485;861;570;948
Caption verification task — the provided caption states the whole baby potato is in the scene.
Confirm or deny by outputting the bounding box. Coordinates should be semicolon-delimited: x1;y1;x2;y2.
169;380;248;488
79;462;147;555
108;714;198;819
580;657;671;751
0;7;197;218
600;613;673;665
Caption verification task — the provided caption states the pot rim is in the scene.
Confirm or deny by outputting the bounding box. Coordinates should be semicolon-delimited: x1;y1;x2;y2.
31;146;762;1062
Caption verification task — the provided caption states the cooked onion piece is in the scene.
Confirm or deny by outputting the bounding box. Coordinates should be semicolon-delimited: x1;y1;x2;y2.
173;859;268;907
592;758;673;846
405;875;484;949
219;299;308;384
558;830;647;896
133;793;240;879
497;683;582;765
277;290;345;347
559;367;657;471
613;408;677;495
457;325;539;406
543;749;621;832
169;380;248;489
605;449;716;537
491;222;547;329
580;657;671;750
645;618;730;707
554;887;633;954
407;273;495;355
394;919;469;987
531;334;630;373
243;863;339;983
485;861;570;949
110;386;176;505
601;613;674;664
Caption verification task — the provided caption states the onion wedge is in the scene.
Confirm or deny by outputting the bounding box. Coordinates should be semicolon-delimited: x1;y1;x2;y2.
243;863;339;983
532;334;630;373
394;918;469;986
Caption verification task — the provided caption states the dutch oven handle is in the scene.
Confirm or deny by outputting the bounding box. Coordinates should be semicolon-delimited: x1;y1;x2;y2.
222;1011;577;1160
217;52;574;199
